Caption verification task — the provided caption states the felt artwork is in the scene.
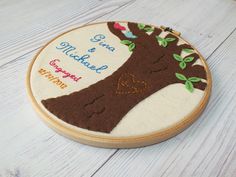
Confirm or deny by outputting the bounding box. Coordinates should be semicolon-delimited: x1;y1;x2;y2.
28;21;210;138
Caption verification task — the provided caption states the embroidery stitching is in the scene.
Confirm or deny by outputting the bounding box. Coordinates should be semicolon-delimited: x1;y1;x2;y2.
116;73;148;94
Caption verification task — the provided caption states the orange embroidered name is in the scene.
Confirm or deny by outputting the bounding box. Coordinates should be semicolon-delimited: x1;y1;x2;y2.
38;68;67;89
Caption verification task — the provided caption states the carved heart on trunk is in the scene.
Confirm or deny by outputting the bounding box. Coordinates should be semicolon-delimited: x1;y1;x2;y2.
116;73;147;94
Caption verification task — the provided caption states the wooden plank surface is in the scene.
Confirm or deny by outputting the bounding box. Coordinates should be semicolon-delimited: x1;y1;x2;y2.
93;29;236;177
0;0;131;176
0;0;133;66
0;0;236;176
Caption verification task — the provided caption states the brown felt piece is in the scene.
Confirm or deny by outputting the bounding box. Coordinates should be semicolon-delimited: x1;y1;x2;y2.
41;22;207;133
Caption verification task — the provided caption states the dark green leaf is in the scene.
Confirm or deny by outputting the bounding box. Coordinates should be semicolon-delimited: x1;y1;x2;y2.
138;23;145;30
165;37;176;42
120;40;132;45
188;77;201;82
128;43;135;52
184;56;194;62
185;80;194;92
183;48;194;53
175;73;187;81
179;61;186;69
173;54;183;61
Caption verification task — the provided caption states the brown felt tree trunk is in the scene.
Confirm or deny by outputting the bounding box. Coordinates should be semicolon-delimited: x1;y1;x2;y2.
42;22;207;133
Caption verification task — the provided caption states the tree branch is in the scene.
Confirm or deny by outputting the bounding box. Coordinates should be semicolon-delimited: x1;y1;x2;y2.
185;65;207;79
150;27;162;38
127;22;149;38
183;64;207;91
107;22;129;41
165;33;193;54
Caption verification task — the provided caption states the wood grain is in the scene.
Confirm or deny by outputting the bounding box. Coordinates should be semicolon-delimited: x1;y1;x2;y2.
0;0;236;176
0;0;133;66
0;0;131;176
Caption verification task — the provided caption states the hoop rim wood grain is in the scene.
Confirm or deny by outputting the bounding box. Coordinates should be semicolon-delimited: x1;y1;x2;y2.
26;21;212;148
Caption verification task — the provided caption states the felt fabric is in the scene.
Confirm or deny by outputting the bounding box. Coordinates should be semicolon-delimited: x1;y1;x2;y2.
41;22;207;133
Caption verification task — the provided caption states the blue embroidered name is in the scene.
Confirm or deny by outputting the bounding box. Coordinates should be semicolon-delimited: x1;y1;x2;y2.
90;34;115;52
56;42;108;74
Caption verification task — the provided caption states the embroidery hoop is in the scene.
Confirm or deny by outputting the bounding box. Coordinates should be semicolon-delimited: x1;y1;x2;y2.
26;21;212;148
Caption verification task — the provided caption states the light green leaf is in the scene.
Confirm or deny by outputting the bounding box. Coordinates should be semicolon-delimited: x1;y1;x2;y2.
162;40;168;47
156;36;168;47
185;80;194;92
179;61;186;69
173;54;183;61
144;27;154;32
188;77;201;82
183;48;194;53
175;73;187;81
157;40;162;46
156;36;163;42
128;43;135;52
121;40;132;45
138;23;145;30
165;38;176;42
156;36;163;45
184;56;194;63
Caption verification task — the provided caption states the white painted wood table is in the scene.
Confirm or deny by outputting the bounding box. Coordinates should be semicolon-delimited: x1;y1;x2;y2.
0;0;236;176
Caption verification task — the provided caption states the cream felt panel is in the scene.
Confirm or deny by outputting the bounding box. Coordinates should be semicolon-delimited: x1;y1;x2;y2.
193;59;204;66
31;23;131;102
159;31;169;38
177;38;186;46
111;84;204;136
38;83;205;137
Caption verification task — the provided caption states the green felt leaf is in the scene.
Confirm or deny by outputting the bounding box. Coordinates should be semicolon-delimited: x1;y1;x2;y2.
175;73;187;81
156;36;168;47
120;40;132;45
183;48;194;53
173;54;183;61
165;37;176;42
144;27;154;32
138;23;145;30
156;36;163;42
188;77;201;82
184;56;194;63
185;80;194;92
128;43;135;52
156;36;163;45
179;61;186;69
162;40;168;47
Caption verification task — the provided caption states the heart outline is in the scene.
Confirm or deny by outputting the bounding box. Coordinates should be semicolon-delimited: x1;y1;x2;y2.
116;73;147;94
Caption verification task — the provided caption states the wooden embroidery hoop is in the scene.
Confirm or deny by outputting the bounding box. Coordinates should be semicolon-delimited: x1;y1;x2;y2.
26;21;212;148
